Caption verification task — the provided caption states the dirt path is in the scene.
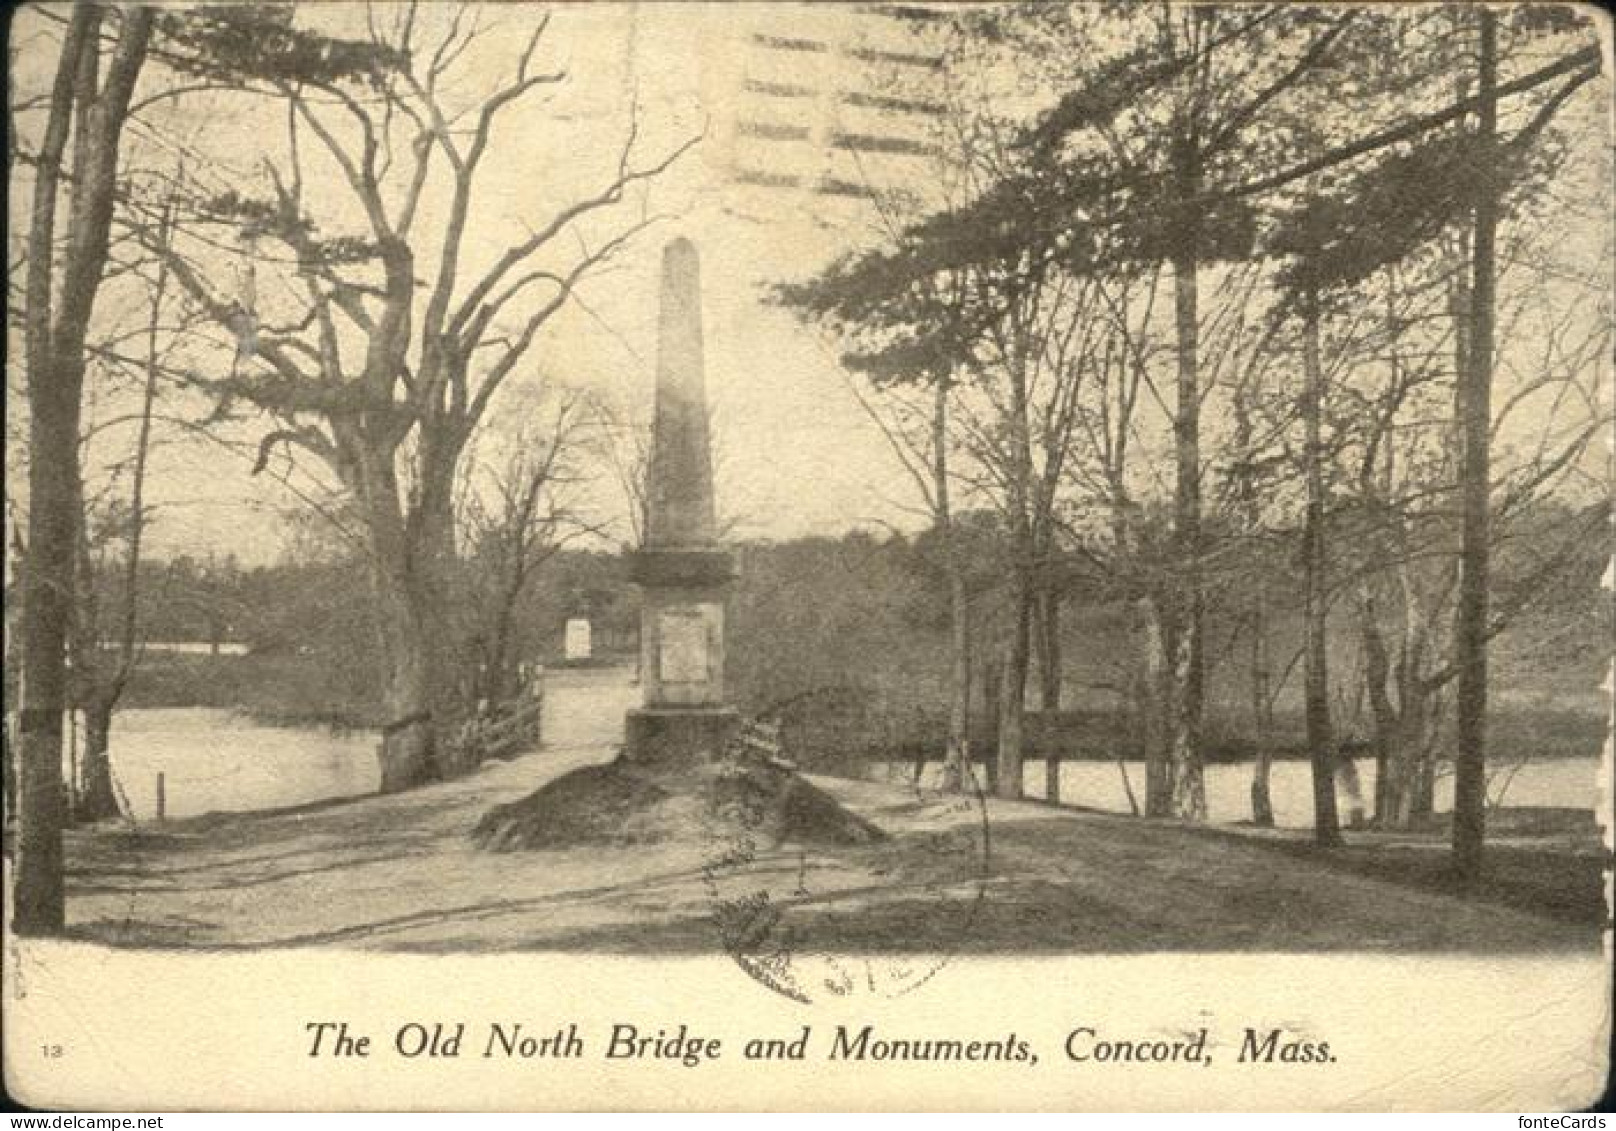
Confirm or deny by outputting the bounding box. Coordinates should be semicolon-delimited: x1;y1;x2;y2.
62;667;1601;955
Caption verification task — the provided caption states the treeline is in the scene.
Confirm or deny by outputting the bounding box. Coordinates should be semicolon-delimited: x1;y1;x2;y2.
74;547;639;726
39;505;1605;768
725;512;1606;776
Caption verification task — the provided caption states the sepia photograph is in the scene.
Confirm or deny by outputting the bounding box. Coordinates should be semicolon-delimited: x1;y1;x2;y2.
3;0;1612;1113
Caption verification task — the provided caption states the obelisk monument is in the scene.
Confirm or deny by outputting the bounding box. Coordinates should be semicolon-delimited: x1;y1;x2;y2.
625;237;739;762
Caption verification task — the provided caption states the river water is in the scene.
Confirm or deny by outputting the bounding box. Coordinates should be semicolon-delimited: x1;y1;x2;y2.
875;755;1605;827
97;708;379;822
95;666;641;822
93;703;1602;828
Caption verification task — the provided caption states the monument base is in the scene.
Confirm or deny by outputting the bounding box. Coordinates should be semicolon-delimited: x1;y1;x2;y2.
624;706;740;765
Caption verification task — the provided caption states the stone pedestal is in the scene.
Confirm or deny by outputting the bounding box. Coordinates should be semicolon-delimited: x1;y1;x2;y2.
624;707;739;766
625;548;736;762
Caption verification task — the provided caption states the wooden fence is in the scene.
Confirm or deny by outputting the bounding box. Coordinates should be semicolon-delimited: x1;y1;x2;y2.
730;717;797;771
440;688;543;774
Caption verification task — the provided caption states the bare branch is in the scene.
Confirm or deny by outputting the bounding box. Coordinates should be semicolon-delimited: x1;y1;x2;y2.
447;127;700;341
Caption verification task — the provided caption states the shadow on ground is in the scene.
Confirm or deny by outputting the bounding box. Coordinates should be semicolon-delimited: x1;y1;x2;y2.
64;789;1605;956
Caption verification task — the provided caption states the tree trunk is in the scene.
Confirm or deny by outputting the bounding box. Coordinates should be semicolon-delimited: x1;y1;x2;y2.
75;205;169;827
1392;681;1430;826
1411;737;1437;819
1168;237;1206;821
421;478;476;772
1136;596;1171;817
1249;592;1275;827
934;381;969;795
1232;369;1273;827
1166;607;1205;820
363;466;447;792
3;523;22;829
1336;756;1368;829
15;5;90;938
1452;9;1497;886
17;604;70;934
996;579;1031;801
944;568;970;793
998;317;1034;803
1302;280;1343;848
1035;586;1062;804
353;430;471;792
376;570;439;793
981;660;1001;795
76;697;119;823
16;6;151;934
1359;583;1397;825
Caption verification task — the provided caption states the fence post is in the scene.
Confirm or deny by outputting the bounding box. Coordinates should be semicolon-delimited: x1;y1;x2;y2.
155;772;166;823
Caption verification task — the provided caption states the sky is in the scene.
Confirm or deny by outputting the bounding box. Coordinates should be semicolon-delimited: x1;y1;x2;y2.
81;3;957;565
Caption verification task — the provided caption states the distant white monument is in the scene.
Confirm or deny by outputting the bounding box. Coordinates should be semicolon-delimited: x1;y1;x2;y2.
564;618;593;661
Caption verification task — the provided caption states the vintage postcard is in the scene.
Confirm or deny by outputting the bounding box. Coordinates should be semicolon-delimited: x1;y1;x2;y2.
4;0;1612;1113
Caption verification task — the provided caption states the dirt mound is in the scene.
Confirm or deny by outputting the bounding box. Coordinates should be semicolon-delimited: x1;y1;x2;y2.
472;756;886;852
471;763;672;850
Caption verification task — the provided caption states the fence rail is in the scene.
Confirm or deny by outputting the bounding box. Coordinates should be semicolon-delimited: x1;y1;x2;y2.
731;717;796;771
441;690;543;772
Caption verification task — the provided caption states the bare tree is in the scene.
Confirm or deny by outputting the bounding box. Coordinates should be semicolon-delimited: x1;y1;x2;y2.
128;6;696;790
65;192;186;824
1450;9;1500;885
1298;268;1344;847
13;2;153;935
839;373;974;792
583;389;652;550
457;393;600;707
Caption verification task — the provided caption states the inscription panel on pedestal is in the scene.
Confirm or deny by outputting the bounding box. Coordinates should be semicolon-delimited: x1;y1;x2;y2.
657;607;712;684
